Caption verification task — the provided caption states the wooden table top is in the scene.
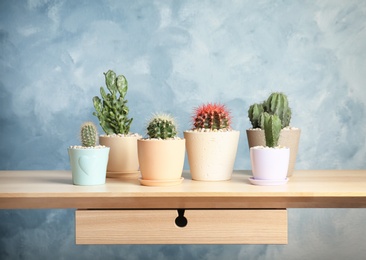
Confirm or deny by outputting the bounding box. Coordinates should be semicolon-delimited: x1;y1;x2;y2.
0;170;365;209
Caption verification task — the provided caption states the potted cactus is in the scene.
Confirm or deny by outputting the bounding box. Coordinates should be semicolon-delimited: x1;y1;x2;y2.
68;122;110;186
249;113;290;185
93;70;141;178
184;103;240;181
247;92;300;177
138;113;185;186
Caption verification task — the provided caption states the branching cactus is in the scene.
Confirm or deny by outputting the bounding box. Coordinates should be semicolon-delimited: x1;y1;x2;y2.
193;103;231;130
264;92;291;128
93;70;133;135
248;92;292;129
263;112;282;148
248;103;264;129
80;122;98;147
147;114;178;139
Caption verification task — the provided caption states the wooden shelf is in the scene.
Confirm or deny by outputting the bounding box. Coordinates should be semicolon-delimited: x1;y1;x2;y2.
0;170;365;209
1;170;365;245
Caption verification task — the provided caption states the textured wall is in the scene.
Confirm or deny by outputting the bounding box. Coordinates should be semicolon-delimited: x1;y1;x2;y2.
1;0;366;259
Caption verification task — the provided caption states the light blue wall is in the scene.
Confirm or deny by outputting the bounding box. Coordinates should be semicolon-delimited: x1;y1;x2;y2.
1;0;366;259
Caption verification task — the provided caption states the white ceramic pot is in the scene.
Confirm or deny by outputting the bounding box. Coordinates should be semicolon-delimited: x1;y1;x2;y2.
246;128;300;177
184;130;240;181
250;146;290;181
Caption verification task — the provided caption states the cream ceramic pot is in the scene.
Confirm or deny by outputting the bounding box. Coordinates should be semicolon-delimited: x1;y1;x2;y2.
99;135;140;178
184;130;240;181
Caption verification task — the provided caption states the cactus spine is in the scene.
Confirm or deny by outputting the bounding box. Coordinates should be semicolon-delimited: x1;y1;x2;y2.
193;103;231;130
80;122;98;147
263;112;282;148
147;114;178;139
92;70;133;135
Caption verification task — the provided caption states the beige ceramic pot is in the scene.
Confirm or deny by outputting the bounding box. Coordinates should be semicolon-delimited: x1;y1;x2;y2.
137;138;185;186
246;128;300;177
184;130;240;181
99;135;141;178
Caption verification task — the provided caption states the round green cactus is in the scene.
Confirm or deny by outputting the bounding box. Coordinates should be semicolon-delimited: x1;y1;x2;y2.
80;122;98;147
193;103;231;130
146;114;178;139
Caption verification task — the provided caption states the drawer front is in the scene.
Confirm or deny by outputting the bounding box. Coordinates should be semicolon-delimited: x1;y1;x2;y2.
75;209;287;244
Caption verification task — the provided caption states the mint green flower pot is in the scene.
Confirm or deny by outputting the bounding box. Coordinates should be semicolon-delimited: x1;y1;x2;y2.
68;147;110;186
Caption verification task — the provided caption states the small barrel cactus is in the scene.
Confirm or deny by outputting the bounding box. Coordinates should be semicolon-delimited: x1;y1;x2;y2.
248;103;264;129
80;122;98;147
264;92;291;128
147;114;178;139
263;112;282;148
92;70;133;135
193;103;231;130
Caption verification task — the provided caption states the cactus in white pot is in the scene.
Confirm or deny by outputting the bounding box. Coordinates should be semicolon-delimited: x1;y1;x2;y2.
247;92;300;177
249;113;290;185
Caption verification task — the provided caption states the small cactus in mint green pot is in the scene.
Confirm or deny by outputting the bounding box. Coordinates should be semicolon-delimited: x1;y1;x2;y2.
68;122;110;186
138;113;185;186
184;102;240;181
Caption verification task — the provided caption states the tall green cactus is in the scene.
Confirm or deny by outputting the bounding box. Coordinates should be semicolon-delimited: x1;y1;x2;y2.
80;122;98;147
264;92;291;128
193;103;231;130
248;92;292;129
92;70;133;135
263;112;282;148
147;114;178;139
248;103;264;129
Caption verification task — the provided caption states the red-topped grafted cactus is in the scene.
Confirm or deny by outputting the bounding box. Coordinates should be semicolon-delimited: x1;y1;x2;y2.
193;103;232;130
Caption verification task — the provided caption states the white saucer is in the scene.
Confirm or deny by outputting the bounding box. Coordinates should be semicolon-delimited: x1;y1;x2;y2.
139;177;184;186
248;176;288;186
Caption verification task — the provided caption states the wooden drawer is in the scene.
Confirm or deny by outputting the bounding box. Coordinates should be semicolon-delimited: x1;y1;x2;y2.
75;209;287;244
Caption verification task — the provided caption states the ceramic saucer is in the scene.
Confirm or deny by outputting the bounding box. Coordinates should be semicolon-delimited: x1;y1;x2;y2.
139;177;184;186
248;177;288;186
107;171;140;179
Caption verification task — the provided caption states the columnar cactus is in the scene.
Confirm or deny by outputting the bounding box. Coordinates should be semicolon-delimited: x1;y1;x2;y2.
248;103;264;129
92;70;133;135
264;92;291;128
147;114;178;139
263;112;282;148
80;122;98;147
193;103;231;130
248;92;292;129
